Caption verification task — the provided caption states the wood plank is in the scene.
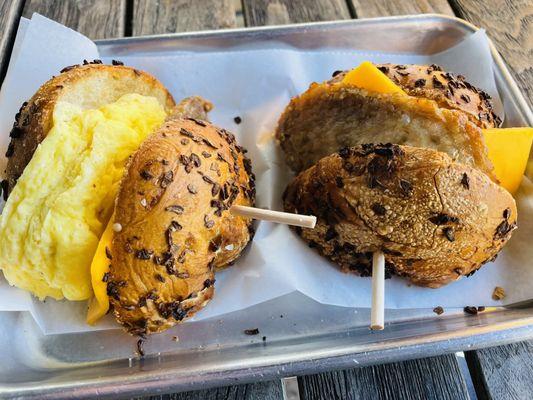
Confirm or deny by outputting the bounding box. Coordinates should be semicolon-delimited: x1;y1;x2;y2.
242;0;352;26
135;380;283;400
298;354;469;400
349;0;454;18
132;0;236;36
465;341;533;400
22;0;126;39
0;0;24;85
447;21;532;365
450;0;532;107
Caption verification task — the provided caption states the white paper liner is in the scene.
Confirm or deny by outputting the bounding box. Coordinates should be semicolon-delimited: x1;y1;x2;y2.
0;14;530;335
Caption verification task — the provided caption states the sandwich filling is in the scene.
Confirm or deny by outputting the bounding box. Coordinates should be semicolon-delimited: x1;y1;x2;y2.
0;93;166;300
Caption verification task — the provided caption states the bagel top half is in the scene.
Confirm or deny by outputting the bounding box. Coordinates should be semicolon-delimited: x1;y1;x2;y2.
4;61;175;197
276;63;499;178
0;62;176;301
330;63;501;129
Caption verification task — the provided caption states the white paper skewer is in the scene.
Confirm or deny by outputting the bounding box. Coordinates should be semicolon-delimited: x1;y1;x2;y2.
371;251;385;330
230;205;316;229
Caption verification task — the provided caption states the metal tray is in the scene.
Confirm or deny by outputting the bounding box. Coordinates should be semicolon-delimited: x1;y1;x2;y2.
2;14;532;400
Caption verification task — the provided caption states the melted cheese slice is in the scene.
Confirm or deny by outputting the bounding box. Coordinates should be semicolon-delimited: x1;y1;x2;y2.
86;212;114;325
342;61;406;95
341;62;533;194
483;128;533;194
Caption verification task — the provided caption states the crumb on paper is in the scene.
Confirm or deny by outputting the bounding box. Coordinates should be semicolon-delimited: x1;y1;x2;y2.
234;116;242;124
433;306;444;315
492;286;505;301
244;328;260;335
172;336;179;342
262;336;266;342
464;306;481;315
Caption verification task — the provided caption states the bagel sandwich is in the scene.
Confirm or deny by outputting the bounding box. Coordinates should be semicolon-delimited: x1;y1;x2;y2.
279;62;530;288
0;62;255;336
0;61;177;301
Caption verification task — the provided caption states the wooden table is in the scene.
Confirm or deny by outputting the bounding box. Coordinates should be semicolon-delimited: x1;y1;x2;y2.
0;1;531;399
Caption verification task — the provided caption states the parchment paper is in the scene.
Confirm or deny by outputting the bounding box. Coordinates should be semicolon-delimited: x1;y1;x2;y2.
0;14;530;334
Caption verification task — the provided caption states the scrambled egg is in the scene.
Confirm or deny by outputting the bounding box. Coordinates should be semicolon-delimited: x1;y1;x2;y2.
0;94;166;301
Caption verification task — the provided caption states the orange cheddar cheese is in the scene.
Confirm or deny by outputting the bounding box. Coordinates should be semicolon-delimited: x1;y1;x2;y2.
483;127;533;194
341;61;406;95
86;212;115;325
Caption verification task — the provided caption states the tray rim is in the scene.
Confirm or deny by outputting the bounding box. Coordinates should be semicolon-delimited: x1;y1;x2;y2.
2;13;533;399
94;13;532;127
93;13;491;47
4;310;533;399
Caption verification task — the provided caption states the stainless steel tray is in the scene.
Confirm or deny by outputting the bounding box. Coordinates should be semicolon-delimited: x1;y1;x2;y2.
2;14;532;400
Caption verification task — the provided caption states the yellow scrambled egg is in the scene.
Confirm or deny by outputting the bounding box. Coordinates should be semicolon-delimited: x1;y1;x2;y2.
0;94;166;301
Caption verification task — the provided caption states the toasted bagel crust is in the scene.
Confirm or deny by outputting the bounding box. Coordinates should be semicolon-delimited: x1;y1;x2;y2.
283;144;516;288
4;62;175;197
109;113;255;335
330;63;501;129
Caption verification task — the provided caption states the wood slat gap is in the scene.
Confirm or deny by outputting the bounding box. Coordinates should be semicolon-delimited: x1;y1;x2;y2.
464;350;490;400
234;0;245;27
345;0;358;19
124;0;134;36
465;341;533;400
